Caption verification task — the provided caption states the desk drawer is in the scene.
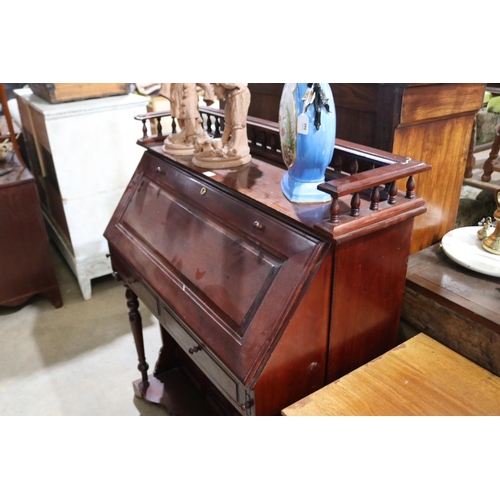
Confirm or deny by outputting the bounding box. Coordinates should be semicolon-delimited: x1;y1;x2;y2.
161;305;250;413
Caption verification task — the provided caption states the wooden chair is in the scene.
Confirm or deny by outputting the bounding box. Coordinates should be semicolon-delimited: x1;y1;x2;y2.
481;123;500;182
464;84;500;181
0;83;25;169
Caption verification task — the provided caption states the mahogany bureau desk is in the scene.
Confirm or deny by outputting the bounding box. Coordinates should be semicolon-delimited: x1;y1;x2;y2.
104;109;430;415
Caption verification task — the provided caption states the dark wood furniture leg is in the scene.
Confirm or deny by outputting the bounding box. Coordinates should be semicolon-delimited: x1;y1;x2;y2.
43;285;63;309
482;125;500;182
125;286;150;395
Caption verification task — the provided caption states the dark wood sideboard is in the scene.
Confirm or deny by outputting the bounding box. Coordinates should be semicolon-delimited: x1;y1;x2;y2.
0;157;62;308
104;108;430;415
401;244;500;377
247;83;485;255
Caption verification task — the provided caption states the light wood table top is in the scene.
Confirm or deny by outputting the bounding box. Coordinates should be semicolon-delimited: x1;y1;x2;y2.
282;333;500;416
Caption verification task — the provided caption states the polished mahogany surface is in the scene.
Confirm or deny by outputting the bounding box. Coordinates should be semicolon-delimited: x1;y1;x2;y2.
105;109;430;415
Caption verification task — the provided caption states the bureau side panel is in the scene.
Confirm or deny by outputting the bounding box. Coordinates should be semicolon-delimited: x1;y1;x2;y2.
327;219;414;382
252;252;332;415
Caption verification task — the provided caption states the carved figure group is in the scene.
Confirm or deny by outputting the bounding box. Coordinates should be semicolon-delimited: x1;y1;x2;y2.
159;83;215;155
160;83;251;168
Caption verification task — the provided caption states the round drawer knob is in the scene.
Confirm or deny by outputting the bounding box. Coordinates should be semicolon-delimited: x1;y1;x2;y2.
200;187;207;196
253;221;264;230
188;345;202;354
156;166;164;175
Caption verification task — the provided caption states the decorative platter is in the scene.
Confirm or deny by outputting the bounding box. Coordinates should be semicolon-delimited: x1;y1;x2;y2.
441;226;500;277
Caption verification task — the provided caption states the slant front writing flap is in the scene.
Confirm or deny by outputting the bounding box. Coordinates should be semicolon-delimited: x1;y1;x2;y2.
120;177;282;332
105;152;328;384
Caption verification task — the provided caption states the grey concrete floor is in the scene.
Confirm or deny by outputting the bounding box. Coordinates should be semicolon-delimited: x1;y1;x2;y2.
0;244;170;416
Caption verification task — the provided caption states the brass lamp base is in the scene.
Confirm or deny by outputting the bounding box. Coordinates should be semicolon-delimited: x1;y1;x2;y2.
482;189;500;255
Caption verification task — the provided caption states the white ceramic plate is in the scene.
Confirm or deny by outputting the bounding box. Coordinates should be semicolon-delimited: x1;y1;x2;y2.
441;226;500;277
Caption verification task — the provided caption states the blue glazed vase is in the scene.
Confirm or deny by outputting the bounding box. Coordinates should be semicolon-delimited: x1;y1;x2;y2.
278;83;336;203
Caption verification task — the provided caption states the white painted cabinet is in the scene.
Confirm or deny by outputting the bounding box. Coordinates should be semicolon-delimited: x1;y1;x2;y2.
15;88;149;300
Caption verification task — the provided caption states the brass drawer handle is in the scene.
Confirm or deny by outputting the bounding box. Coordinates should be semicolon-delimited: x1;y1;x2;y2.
200;187;207;196
188;345;202;354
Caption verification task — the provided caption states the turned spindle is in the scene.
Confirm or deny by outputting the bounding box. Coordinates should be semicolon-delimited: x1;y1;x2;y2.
370;186;380;211
350;192;360;217
125;287;149;391
388;181;398;205
350;159;359;176
406;176;415;199
481;125;500;183
330;195;340;224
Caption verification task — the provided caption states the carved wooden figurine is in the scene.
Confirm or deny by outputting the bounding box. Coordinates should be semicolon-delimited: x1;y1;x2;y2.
193;83;252;169
160;83;215;155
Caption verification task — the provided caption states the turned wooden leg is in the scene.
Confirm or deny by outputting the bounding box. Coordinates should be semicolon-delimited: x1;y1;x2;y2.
482;125;500;182
125;286;149;393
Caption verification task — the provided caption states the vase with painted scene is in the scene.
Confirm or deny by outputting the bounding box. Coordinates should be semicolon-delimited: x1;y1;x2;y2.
279;83;336;203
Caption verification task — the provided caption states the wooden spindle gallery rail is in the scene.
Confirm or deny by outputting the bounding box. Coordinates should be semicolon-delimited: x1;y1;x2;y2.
134;108;430;235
